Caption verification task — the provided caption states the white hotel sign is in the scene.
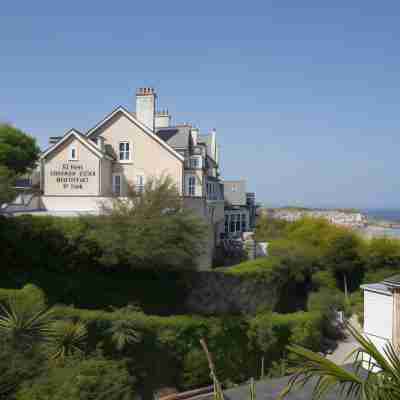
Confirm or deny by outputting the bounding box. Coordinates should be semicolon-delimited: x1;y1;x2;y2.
45;160;100;196
49;163;97;191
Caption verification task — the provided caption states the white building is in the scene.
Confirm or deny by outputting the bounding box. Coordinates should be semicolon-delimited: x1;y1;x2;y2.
361;275;400;368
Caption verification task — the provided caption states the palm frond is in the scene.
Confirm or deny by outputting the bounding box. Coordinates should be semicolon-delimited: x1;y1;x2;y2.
0;296;55;347
280;322;400;400
106;319;141;352
49;320;88;360
279;345;365;400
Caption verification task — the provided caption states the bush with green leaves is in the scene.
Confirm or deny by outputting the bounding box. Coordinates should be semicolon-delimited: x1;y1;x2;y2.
0;338;48;399
15;357;136;400
84;176;207;271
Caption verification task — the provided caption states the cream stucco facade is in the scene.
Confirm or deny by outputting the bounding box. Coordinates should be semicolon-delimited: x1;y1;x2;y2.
88;111;183;197
40;108;184;208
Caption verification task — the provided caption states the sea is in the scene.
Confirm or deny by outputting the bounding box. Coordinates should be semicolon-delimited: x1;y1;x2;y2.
362;209;400;238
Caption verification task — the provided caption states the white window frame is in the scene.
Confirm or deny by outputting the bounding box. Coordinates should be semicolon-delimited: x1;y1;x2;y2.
118;141;131;162
112;174;122;196
69;145;78;161
136;174;145;194
190;155;202;169
188;175;196;196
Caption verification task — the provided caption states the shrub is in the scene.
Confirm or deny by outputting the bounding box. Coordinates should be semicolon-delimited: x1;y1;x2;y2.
0;338;48;398
0;284;47;308
15;357;136;400
84;176;207;271
311;270;337;290
349;291;364;325
269;312;323;352
307;288;345;339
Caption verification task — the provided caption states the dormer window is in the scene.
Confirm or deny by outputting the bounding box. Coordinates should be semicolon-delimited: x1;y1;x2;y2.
69;145;78;160
119;142;131;162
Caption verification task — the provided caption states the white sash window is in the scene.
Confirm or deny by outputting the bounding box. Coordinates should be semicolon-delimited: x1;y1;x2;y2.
136;174;145;194
112;174;121;196
119;142;131;161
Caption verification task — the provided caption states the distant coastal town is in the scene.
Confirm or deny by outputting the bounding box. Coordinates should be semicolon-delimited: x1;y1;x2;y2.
262;207;400;238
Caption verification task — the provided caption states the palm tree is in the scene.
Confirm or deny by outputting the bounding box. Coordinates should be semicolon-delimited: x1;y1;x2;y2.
0;295;55;349
280;324;400;400
49;320;88;360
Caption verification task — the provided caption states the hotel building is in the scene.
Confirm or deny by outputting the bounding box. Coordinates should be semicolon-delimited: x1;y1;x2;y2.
7;88;257;268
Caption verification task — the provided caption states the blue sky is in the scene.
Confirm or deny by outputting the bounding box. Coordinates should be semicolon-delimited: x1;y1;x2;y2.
1;1;400;208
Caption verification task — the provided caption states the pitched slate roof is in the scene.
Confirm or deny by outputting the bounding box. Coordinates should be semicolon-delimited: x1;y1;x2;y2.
156;125;192;149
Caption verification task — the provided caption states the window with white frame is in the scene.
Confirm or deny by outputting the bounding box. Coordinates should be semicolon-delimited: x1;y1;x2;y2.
112;174;121;196
69;145;78;160
225;213;247;234
190;156;202;169
188;176;196;196
119;142;131;161
136;174;145;194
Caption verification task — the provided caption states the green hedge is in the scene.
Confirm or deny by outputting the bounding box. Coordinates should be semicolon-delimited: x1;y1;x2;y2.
0;215;189;314
54;305;323;388
0;285;325;390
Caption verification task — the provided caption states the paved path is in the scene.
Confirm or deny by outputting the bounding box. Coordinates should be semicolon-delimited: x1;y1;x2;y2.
326;315;361;365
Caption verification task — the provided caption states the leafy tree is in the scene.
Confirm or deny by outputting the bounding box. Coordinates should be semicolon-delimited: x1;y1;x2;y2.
0;123;40;175
247;312;277;378
280;324;400;400
255;215;289;241
323;232;364;292
0;165;16;208
84;176;207;270
364;237;400;271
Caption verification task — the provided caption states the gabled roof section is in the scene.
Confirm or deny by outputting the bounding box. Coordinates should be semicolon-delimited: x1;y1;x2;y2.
41;129;113;161
86;106;184;162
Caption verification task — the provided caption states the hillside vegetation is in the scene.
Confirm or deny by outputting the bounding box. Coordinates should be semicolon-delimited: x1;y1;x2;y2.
2;211;400;398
